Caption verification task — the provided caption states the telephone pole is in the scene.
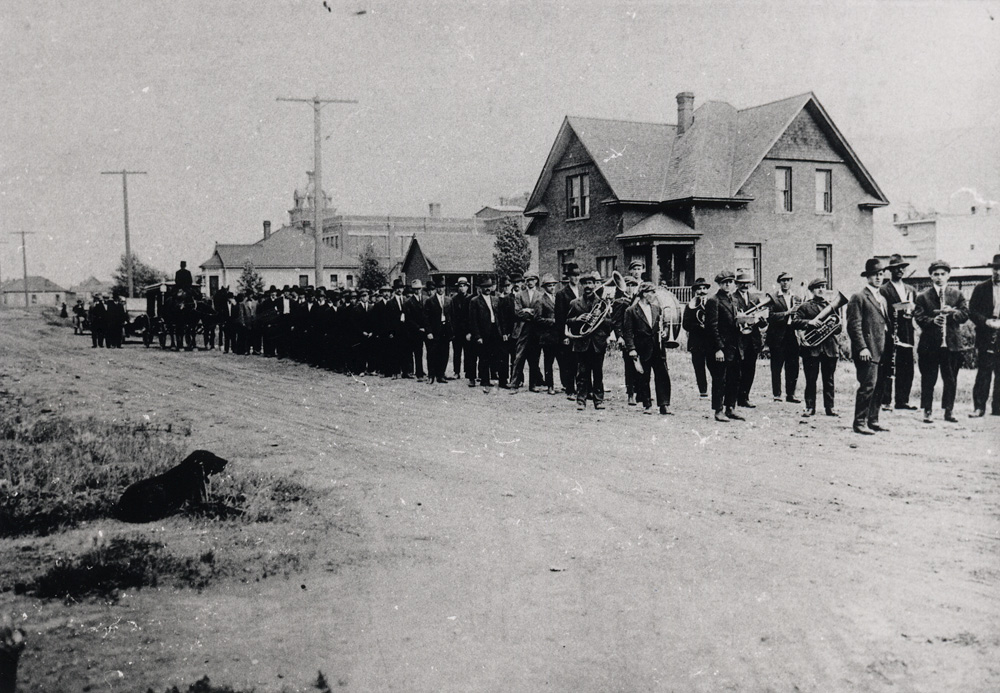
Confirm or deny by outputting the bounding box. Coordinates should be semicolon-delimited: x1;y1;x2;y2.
9;231;33;307
101;169;147;297
277;95;357;287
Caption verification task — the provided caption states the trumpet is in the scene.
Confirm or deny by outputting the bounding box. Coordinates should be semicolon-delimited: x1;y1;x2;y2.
737;295;773;334
934;305;954;348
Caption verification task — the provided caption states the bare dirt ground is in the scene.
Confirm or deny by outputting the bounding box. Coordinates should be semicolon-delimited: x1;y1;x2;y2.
1;307;998;692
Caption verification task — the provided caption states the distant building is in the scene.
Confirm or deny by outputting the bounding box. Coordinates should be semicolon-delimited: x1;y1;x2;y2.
68;276;114;300
1;276;69;307
524;91;888;294
400;233;539;291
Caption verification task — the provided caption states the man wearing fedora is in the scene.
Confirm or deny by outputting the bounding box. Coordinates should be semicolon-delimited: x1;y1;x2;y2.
847;258;891;434
968;253;1000;417
914;260;969;423
555;263;583;398
733;269;765;408
623;281;672;415
565;270;613;410
766;271;801;404
423;279;452;384
510;272;544;391
792;278;840;417
403;279;428;380
878;254;918;410
705;270;744;422
469;276;507;390
449;277;474;384
682;277;712;398
610;275;640;405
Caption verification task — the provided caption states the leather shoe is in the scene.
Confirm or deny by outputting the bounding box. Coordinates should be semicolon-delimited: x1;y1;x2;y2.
773;396;783;402
853;424;875;435
881;404;892;412
825;409;839;417
643;406;653;415
786;396;802;404
576;403;585;411
594;403;605;410
738;401;756;409
529;386;540;393
944;410;958;422
895;404;918;410
547;387;556;395
714;410;730;422
659;405;672;415
868;423;890;432
922;410;933;423
436;377;448;384
725;409;745;421
802;408;815;417
627;395;637;406
969;409;986;418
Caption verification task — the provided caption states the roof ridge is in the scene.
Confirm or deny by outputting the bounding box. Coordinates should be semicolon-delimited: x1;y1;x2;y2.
736;92;813;114
568;114;673;127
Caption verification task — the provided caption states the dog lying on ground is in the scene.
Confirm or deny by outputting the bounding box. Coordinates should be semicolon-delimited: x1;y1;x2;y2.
116;450;228;523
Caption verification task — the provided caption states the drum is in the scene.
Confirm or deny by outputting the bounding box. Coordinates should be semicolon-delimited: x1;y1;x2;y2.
653;287;683;349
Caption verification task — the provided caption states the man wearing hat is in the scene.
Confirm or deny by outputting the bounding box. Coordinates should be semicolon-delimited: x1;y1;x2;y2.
498;275;520;382
792;279;840;417
469;276;507;389
449;277;475;385
403;279;428;379
534;273;561;394
87;293;107;348
733;269;765;408
766;272;801;404
623;282;672;414
847;258;892;434
913;260;969;423
423;279;452;384
372;284;394;375
705;270;744;421
610;275;641;405
968;253;1000;416
627;259;646;283
878;254;918;410
511;272;544;391
682;277;712;398
555;262;583;398
565;270;614;410
351;288;374;374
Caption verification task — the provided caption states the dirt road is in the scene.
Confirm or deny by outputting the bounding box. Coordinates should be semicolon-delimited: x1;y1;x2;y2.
1;308;998;692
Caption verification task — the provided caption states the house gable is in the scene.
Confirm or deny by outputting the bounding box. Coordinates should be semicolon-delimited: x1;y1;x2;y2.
766;107;842;163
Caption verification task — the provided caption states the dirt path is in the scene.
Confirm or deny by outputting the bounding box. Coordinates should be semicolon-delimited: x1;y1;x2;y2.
2;308;998;692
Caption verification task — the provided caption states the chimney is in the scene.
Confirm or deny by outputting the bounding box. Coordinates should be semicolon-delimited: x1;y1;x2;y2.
263;220;271;239
676;92;694;135
428;203;441;218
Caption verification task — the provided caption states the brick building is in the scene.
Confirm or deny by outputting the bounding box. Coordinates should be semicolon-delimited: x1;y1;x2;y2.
524;92;888;296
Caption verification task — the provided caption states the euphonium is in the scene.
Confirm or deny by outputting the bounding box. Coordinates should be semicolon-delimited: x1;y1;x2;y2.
566;271;626;339
654;287;683;348
801;291;849;347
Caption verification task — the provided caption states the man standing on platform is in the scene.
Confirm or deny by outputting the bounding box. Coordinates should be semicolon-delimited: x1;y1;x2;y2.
968;253;1000;417
766;271;801;404
847;258;891;435
914;260;969;423
878;254;918;411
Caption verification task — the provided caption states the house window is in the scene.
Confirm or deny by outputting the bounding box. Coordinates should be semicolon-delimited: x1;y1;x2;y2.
31;294;37;304
815;169;832;213
209;275;219;295
596;256;617;279
298;274;309;287
329;274;338;287
346;275;354;288
566;173;590;220
323;235;340;249
775;166;792;212
816;245;833;289
557;249;576;278
734;243;761;290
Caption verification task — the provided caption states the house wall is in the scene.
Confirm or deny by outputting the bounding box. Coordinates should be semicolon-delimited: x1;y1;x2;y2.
201;267;362;293
1;290;63;307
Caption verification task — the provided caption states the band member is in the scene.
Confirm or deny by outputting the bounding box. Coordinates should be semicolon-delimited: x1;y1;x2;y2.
510;272;544;391
623;282;671;415
498;276;520;383
610;276;640;405
450;277;475;385
682;277;711;398
846;258;891;435
704;270;744;422
423;279;452;384
791;279;839;417
878;254;918;410
534;274;561;394
968;254;1000;416
734;270;765;408
565;271;613;410
627;259;646;283
469;276;507;390
914;259;969;423
766;272;801;403
555;263;583;399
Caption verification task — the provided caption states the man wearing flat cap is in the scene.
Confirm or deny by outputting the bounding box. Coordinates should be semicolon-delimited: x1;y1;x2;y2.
968;253;1000;417
704;270;744;421
534;273;561;394
627;259;646;283
623;282;672;414
682;277;712;398
449;277;475;385
792;279;840;417
469;276;507;389
565;270;613;410
878;254;918;410
766;271;801;404
914;259;969;423
847;258;891;434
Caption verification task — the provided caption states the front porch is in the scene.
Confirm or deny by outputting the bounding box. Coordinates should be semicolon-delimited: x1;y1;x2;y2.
617;212;700;302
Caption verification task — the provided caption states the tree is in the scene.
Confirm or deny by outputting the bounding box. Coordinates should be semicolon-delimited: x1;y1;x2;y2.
357;242;389;291
492;216;531;283
112;253;166;297
237;261;265;297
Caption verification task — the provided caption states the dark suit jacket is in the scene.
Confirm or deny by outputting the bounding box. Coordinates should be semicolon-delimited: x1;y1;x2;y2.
497;294;516;340
765;292;799;347
879;281;916;346
968;280;998;352
566;294;612;354
791;298;840;358
847;287;889;362
555;284;581;340
424;293;453;341
402;295;426;339
449;292;471;340
469;294;502;343
622;301;662;362
532;291;559;346
704;291;741;361
913;285;969;353
682;300;709;353
382;295;406;338
734;290;765;351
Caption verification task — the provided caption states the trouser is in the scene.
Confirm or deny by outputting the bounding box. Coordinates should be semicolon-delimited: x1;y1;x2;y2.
575;349;605;405
802;355;836;412
853;358;884;427
106;326;122;348
769;336;800;398
454;336;476;380
476;336;505;386
879;342;915;407
690;349;709;395
426;336;450;380
738;344;758;403
636;352;671;407
622;347;638;398
203;322;216;349
511;331;543;387
709;356;740;411
919;347;962;413
412;338;426;378
972;350;1000;413
541;343;557;389
558;343;577;394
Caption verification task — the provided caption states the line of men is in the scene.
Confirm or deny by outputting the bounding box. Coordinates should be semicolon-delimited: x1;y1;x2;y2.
82;292;130;349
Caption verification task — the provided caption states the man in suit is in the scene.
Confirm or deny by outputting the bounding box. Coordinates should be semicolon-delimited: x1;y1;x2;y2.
847;258;891;435
878;254;918;410
705;270;744;422
423;279;452;384
174;261;193;291
450;277;475;385
968;254;1000;417
624;282;672;415
403;280;428;380
682;277;711;399
510;273;544;391
914;259;969;423
352;288;374;374
766;271;801;403
610;275;640;406
497;275;519;383
88;293;108;348
469;276;506;390
566;270;614;410
105;291;128;348
791;278;841;417
533;273;561;394
383;279;408;378
372;285;394;376
733;270;765;408
555;263;582;399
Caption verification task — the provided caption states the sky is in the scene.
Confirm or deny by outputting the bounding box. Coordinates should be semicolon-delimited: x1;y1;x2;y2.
2;0;998;287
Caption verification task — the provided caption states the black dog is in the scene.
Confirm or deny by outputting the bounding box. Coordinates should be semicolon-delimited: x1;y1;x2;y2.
116;450;228;523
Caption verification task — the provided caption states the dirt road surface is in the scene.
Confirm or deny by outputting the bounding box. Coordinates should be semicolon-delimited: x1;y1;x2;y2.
1;308;998;692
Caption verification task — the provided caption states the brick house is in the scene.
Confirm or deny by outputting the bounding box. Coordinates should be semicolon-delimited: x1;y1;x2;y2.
524;92;888;297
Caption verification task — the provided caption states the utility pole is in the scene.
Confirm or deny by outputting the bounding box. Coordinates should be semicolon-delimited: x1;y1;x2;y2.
277;95;357;287
101;169;147;297
9;231;33;307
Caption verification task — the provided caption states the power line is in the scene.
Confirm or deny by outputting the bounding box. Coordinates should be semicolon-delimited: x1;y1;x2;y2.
101;170;147;297
8;231;34;308
277;96;357;288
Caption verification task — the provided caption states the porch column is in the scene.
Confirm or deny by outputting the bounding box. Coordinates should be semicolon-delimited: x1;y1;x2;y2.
649;242;661;285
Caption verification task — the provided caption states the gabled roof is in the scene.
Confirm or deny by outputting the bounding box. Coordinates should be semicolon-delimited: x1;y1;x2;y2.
616;213;700;240
200;225;343;270
525;92;888;216
402;234;499;275
1;276;67;293
69;276;114;294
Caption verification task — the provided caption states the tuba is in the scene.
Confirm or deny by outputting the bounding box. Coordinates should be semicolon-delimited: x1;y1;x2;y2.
801;291;848;347
653;287;684;348
566;271;627;339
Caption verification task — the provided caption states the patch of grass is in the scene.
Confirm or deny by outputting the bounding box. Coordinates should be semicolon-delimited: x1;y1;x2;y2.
29;536;169;601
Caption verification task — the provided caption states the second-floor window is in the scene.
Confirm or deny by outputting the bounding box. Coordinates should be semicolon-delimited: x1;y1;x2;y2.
329;274;338;286
815;169;832;213
566;173;590;220
775;166;792;213
816;245;833;289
